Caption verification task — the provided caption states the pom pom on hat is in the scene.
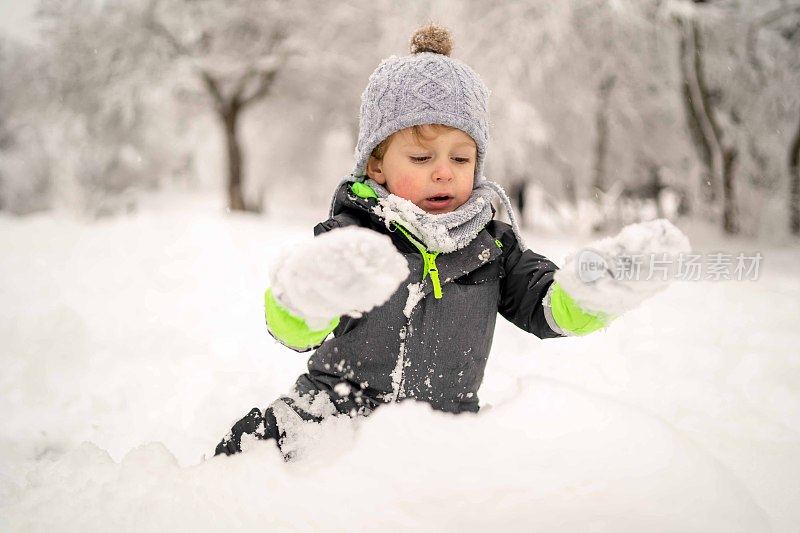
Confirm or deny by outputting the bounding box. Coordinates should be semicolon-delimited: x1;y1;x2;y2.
409;23;454;56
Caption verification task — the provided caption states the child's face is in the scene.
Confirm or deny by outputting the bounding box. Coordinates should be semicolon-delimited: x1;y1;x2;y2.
366;125;477;214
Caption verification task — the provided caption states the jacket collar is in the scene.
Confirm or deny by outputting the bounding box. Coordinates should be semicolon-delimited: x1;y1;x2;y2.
331;179;502;298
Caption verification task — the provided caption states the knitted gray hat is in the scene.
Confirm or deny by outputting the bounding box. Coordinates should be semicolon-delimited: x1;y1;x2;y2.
351;24;490;184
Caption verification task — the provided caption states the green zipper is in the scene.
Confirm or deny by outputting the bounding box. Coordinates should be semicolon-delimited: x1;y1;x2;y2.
392;223;443;299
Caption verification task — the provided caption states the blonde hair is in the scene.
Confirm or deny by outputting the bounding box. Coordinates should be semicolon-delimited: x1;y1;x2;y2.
369;124;457;161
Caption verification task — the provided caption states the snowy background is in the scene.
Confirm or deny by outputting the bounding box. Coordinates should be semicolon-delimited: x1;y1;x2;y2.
1;1;800;531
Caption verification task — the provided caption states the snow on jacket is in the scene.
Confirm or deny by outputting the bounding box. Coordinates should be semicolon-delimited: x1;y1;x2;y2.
271;180;563;422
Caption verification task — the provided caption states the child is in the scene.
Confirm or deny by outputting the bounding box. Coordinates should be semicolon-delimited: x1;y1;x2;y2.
214;24;681;459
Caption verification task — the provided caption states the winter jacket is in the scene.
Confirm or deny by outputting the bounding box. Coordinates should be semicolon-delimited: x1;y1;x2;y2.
267;180;567;420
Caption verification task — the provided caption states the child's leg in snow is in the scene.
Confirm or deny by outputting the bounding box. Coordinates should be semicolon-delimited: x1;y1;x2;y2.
214;405;283;457
214;374;379;460
213;391;340;460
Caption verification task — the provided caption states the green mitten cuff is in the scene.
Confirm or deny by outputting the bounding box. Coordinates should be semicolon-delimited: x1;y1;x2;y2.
264;288;339;351
549;282;612;336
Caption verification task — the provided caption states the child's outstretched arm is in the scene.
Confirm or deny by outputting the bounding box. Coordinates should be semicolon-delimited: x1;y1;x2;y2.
496;227;609;338
264;226;409;352
496;228;567;339
498;219;690;338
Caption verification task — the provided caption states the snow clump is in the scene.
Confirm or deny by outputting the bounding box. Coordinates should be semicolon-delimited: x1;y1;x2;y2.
554;219;691;317
269;226;409;329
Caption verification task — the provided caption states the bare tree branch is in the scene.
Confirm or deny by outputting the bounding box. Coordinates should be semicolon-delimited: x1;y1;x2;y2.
143;0;192;58
746;3;800;84
240;69;278;108
199;70;225;115
230;69;259;103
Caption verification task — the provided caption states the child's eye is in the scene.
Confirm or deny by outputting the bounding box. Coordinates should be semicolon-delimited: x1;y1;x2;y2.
409;156;471;164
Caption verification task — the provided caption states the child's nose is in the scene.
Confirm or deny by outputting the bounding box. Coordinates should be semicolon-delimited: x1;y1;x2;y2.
432;163;454;182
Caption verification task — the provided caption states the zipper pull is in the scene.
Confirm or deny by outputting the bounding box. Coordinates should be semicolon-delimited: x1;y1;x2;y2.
393;222;443;299
426;252;443;299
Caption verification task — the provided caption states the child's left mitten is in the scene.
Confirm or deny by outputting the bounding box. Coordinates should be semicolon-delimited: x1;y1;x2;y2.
552;218;691;330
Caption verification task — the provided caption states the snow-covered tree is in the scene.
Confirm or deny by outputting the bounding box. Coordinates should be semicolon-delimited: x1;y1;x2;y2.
142;0;389;212
0;37;51;214
21;0;183;216
669;0;800;235
4;0;796;237
743;1;800;236
142;0;294;212
454;0;692;232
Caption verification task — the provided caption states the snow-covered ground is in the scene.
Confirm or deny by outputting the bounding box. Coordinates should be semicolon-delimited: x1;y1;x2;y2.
1;191;799;532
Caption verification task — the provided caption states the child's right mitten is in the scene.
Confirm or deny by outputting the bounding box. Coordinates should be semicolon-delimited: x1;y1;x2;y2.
266;226;409;349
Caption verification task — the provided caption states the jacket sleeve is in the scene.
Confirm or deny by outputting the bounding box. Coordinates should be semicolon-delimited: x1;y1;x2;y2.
264;213;363;352
497;228;565;339
313;212;362;236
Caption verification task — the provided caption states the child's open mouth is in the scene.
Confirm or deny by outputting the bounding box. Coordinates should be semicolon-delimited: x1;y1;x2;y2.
422;195;454;211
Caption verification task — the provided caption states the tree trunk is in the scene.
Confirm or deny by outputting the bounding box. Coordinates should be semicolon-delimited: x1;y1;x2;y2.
199;70;269;214
564;174;577;206
511;180;527;228
648;162;665;218
722;147;738;235
221;104;246;212
592;75;616;196
677;15;742;236
678;17;724;205
543;146;577;206
790;114;800;236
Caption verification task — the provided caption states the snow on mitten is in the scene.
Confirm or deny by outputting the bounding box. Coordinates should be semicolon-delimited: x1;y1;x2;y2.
553;219;691;319
269;226;410;330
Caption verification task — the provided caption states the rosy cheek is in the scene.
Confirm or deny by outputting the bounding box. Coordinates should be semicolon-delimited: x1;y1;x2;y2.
387;176;418;201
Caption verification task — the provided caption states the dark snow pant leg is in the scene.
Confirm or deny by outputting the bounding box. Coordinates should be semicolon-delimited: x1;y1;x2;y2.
214;406;283;457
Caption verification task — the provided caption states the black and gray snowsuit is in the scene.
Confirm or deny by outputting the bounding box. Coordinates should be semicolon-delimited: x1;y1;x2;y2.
215;181;563;458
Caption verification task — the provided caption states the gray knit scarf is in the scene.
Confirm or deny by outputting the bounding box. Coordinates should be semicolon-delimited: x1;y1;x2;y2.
329;176;527;253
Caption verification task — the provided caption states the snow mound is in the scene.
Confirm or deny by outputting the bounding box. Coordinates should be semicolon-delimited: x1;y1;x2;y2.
555;219;691;316
270;226;410;329
0;381;769;532
2;199;797;531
